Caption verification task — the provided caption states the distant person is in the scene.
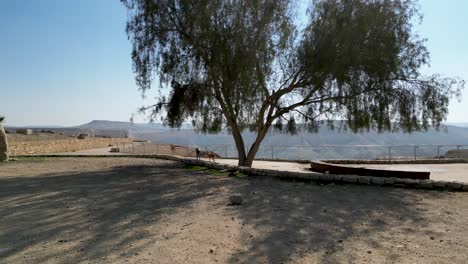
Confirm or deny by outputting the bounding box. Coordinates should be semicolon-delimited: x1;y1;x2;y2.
195;148;201;160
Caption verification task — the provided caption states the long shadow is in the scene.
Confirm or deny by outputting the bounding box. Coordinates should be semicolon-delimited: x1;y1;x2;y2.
0;160;449;263
225;177;446;264
0;162;236;263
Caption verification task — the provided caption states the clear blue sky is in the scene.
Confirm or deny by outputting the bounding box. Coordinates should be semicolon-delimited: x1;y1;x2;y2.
1;0;467;127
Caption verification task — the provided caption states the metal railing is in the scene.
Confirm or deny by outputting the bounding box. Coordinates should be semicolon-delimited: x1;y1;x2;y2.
118;142;468;161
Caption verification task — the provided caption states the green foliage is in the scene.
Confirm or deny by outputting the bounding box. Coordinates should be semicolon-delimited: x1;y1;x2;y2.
122;0;464;166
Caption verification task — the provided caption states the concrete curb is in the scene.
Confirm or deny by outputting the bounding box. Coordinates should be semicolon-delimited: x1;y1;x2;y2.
11;154;468;192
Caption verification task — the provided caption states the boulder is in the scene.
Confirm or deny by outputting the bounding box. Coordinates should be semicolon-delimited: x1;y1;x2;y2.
0;117;9;161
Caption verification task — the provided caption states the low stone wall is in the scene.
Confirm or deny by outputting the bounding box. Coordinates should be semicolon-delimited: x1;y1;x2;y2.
223;157;468;164
9;138;132;155
175;158;467;192
10;154;468;192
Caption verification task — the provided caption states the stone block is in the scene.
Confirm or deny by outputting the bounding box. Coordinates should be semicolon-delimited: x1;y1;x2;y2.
402;179;419;186
432;181;448;189
370;177;385;185
307;173;320;181
333;174;343;181
384;178;395;185
394;178;408;185
446;182;463;191
342;175;359;183
462;184;468;192
418;180;433;189
319;174;334;182
358;176;371;184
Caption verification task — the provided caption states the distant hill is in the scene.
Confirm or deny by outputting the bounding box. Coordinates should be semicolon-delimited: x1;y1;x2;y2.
76;120;194;131
76;120;167;131
446;122;468;128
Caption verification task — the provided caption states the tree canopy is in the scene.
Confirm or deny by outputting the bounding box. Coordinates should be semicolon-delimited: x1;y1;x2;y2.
122;0;464;166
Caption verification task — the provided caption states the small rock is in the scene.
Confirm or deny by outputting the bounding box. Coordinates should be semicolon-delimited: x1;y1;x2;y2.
209;249;214;254
229;195;243;206
367;250;372;254
430;236;435;240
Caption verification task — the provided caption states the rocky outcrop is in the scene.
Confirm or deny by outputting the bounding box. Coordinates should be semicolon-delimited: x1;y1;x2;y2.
0;117;9;161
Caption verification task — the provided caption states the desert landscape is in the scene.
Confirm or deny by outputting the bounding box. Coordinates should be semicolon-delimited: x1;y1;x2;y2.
3;0;468;263
1;157;468;264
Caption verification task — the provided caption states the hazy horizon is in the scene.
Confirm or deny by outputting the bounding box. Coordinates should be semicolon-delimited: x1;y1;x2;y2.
1;0;468;127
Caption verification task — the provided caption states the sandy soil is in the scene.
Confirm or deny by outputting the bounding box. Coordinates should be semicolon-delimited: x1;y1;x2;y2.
1;157;468;264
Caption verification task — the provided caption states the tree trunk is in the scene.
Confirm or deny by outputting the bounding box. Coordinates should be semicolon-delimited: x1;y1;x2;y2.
227;120;248;167
238;127;269;167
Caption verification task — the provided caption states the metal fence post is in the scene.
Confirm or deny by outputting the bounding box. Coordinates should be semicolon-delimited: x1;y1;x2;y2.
388;146;391;163
271;145;274;159
437;145;441;159
224;144;227;158
414;146;417;161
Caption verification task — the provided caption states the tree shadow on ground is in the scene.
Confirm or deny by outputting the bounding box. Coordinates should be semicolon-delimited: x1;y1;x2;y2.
224;177;447;264
0;159;451;263
0;162;239;263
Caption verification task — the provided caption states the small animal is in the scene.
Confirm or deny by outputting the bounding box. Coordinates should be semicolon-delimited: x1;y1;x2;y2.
170;144;176;154
207;152;216;162
195;148;201;160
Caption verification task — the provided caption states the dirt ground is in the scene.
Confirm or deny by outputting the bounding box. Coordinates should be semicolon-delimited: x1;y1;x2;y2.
0;158;467;264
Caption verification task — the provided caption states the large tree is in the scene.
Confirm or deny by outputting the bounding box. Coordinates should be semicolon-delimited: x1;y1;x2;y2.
122;0;464;167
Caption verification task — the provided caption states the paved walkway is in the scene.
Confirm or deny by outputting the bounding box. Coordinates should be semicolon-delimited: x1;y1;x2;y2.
195;158;468;183
51;147;468;183
346;163;468;183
